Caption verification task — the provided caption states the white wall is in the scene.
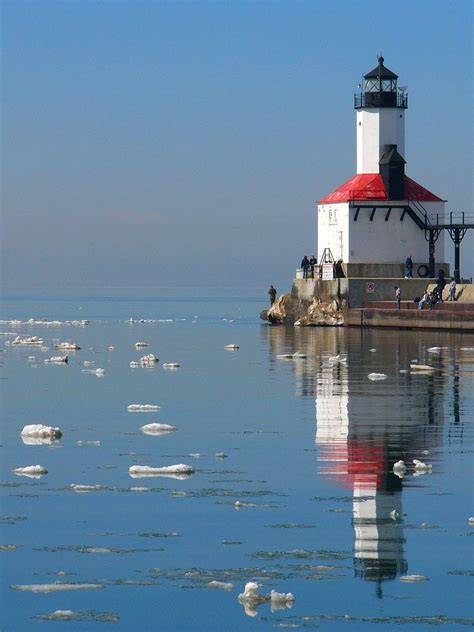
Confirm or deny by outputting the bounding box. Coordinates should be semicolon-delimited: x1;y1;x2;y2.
356;108;406;174
348;200;445;263
317;203;349;262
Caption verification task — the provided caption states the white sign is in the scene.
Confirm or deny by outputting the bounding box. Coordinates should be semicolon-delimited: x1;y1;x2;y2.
322;264;334;280
366;281;375;293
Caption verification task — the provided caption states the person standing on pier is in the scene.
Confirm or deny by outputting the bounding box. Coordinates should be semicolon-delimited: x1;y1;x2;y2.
449;278;456;302
405;255;413;278
301;256;310;279
394;286;401;310
268;285;277;306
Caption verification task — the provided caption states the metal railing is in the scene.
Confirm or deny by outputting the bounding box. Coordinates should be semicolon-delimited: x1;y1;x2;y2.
354;92;408;109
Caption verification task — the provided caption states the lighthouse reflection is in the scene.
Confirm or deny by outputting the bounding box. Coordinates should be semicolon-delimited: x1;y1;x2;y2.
263;325;455;592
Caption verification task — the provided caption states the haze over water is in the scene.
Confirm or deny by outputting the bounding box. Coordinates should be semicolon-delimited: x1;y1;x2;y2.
1;289;473;631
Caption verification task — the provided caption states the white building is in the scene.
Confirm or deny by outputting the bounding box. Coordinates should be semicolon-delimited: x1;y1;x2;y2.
317;57;446;277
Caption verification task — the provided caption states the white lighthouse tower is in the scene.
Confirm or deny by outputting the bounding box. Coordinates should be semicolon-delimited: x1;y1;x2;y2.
317;57;447;278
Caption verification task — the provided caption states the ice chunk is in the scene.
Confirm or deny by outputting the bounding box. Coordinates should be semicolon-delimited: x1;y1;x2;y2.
393;460;406;474
129;464;194;479
12;465;47;478
368;373;387;381
427;346;447;353
224;344;239;350
413;459;432;472
215;452;228;459
270;589;295;612
410;364;435;372
11;583;103;592
369;348;376;352
70;484;102;492
81;368;105;376
55;342;81;350
468;517;474;525
134;342;149;348
127;404;160;412
139;354;159;366
207;581;235;590
44;356;68;364
400;575;428;582
83;360;95;366
129;361;139;368
460;347;474;351
140;423;176;435
21;424;62;440
11;335;44;346
77;440;101;446
163;362;180;369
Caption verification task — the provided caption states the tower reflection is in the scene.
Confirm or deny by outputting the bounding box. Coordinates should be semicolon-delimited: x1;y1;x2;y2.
263;325;458;594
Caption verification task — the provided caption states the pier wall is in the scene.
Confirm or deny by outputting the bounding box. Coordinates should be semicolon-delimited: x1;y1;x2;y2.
346;308;474;331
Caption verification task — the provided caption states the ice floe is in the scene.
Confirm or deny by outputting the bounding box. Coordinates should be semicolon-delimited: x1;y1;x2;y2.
70;484;102;492
277;352;307;360
413;459;432;472
81;368;105;376
12;465;48;478
137;354;159;367
410;364;435;372
77;440;101;446
369;348;376;352
368;373;387;381
55;342;81;350
134;342;149;348
215;452;228;459
44;355;68;364
460;347;474;351
129;464;194;479
427;346;447;353
9;335;44;346
207;581;235;590
140;423;176;435
468;517;474;525
400;575;428;582
127;404;160;412
238;582;294;617
11;583;103;592
224;344;239;351
393;460;406;475
21;424;62;441
163;362;180;369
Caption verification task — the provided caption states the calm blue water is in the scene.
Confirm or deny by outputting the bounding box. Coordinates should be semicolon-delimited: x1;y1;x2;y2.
1;289;473;631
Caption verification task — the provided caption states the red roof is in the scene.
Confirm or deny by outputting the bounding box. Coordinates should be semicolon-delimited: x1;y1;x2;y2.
319;173;444;204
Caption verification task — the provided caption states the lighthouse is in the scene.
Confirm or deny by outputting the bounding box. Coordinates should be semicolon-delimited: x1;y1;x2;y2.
317;57;447;278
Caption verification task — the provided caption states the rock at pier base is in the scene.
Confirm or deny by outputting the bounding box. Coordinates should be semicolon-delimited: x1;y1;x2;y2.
260;294;344;326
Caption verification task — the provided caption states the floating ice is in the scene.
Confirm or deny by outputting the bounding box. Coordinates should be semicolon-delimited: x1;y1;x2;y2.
277;352;307;360
224;344;239;350
215;452;228;459
70;484;102;492
137;354;158;366
83;360;95;366
188;453;203;459
389;509;400;520
410;364;435;372
27;356;35;361
10;335;44;346
108;346;115;351
12;465;47;478
393;460;406;474
413;459;432;472
460;347;474;351
468;517;474;525
207;581;235;590
129;464;194;479
163;362;180;369
128;404;160;412
134;342;149;348
21;424;62;441
238;582;294;617
77;440;101;446
368;373;387;381
129;361;139;368
399;369;408;373
427;346;447;353
44;355;68;364
81;368;105;376
11;583;103;592
140;423;176;435
369;348;376;352
55;342;81;350
400;575;428;582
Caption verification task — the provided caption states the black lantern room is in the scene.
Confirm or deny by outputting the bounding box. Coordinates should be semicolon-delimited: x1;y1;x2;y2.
354;56;408;109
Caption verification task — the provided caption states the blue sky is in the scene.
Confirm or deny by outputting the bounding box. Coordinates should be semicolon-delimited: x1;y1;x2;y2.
2;0;472;290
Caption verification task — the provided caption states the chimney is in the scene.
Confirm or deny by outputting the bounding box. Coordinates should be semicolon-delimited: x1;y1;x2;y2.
379;144;406;200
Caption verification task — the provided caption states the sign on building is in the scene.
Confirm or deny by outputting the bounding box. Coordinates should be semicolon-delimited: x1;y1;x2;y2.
366;281;375;293
322;264;335;280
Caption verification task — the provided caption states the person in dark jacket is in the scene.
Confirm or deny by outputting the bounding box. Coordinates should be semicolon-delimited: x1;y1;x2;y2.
436;269;446;302
405;255;413;278
309;255;317;279
268;285;277;306
301;256;310;279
